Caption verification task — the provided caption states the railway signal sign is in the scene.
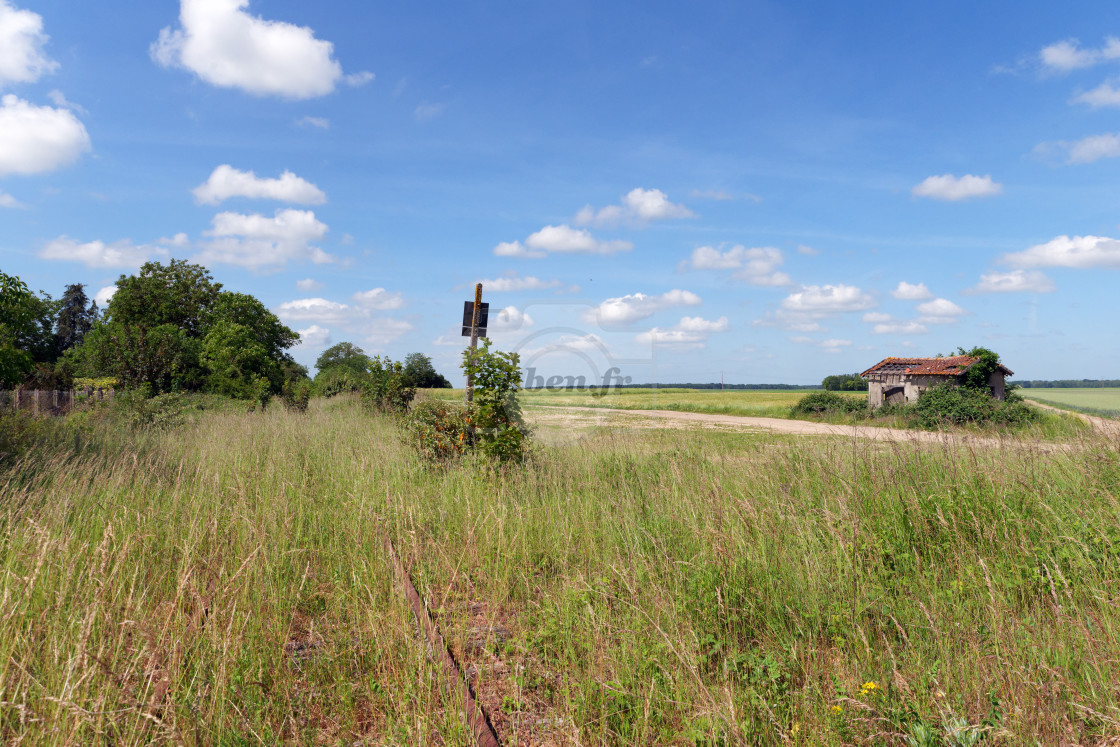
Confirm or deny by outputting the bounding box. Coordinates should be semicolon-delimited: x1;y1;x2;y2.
461;301;489;337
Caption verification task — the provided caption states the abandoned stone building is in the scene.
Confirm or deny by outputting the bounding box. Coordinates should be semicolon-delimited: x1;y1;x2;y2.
860;355;1014;408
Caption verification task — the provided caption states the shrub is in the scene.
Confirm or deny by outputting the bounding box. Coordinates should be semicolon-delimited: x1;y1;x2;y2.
404;399;471;461
462;339;530;462
791;391;868;416
914;383;1039;429
113;386;189;429
361;356;416;415
281;379;311;412
313;367;367;398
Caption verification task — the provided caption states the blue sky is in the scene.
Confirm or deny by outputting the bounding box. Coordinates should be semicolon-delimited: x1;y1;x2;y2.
2;1;1119;385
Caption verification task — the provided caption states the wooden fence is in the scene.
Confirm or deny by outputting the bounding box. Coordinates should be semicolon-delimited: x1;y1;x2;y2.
0;388;114;416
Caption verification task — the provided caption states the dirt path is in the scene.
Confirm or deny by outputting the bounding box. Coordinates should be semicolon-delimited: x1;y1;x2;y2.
528;405;1017;446
1024;398;1120;437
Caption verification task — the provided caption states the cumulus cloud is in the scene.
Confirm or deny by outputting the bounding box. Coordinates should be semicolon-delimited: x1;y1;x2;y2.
916;298;965;316
276;297;351;324
862;312;893;323
890;281;933;300
350;287;404;310
1061;132;1120;164
781;284;875;314
575;188;694;227
585;289;702;326
1003;234;1120;269
365;319;413;346
196;208;331;270
911;174;1003;201
872;321;928;335
476;271;564;292
684;245;792;285
151;0;351;99
968;270;1056;293
1039;37;1120;73
0;190;25;208
39;237;169;268
296;277;324;292
344;71;374;87
296;324;330;347
788;336;853;353
1071;79;1120;108
192;165;326;205
494;224;632;258
490;305;535;333
0;1;58;87
0;95;90;177
94;285;117;307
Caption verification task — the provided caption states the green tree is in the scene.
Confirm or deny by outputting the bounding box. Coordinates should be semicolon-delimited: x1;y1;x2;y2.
107;259;222;336
54;283;97;353
0;271;35;387
822;373;868;391
403;352;452;388
315;342;372;375
956;346;1001;392
200;320;278;399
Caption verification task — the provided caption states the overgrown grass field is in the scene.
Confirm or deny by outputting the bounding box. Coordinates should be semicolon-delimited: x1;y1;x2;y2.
1;398;1119;744
1022;388;1120;419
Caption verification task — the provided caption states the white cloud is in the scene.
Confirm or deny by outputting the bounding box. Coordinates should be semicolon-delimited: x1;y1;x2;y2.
689;189;735;201
788;336;853;353
796;244;819;256
890;281;933;300
0;190;25;208
192;165;326;205
1003;234;1120;269
1071;79;1120;108
636;315;729;347
296;277;324;292
872;321;928;335
0;1;57;87
911;174;1003;201
296;324;330;347
862;312;893;323
781;284;875;314
151;0;348;100
677;315;729;333
913;297;967;318
586;289;701;326
296;116;329;129
491;305;534;332
39;237;168;268
365;319;413;346
414;103;445;122
968;270;1056;293
93;285;117;307
344;71;374;87
1065;133;1120;164
494;224;632;258
276;297;352;324
46;90;85;115
476;271;564;292
351;287;404;310
0;95;90;177
576;187;693;227
1039;37;1120;73
685;245;791;286
196;208;331;270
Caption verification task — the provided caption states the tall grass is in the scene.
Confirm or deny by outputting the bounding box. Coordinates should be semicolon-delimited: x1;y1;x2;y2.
1;398;1118;744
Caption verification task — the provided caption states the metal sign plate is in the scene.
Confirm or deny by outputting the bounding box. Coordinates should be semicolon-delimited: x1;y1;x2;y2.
461;301;489;336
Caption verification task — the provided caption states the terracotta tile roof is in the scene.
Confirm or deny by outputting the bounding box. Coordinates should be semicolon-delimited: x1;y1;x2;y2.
860;356;1014;378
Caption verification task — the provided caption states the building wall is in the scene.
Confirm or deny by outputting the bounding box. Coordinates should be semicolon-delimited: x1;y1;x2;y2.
989;372;1007;400
867;371;1009;407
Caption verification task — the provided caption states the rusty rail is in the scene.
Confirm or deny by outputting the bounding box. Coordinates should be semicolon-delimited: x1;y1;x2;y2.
384;537;501;747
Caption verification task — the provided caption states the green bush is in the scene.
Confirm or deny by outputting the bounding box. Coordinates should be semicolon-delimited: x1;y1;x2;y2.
791;391;868;416
113;387;189;429
281;379;311;412
404;399;471;461
914;384;1039;429
462;339;530;462
360;356;416;415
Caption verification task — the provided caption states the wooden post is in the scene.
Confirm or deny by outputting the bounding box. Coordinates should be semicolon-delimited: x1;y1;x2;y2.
465;283;482;407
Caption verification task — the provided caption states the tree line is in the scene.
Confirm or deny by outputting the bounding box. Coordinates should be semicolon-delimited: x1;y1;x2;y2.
1;260;452;401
